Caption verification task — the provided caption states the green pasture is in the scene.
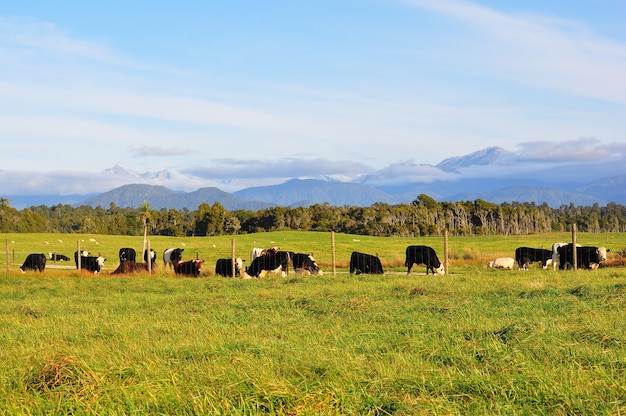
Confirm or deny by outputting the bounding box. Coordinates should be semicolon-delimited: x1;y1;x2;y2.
1;231;623;275
0;232;625;414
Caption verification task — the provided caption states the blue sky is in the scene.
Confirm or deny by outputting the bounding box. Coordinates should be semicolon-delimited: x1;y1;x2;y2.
1;0;625;195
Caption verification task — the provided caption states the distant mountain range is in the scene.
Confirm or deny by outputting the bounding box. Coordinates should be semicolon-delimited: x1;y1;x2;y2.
4;147;626;210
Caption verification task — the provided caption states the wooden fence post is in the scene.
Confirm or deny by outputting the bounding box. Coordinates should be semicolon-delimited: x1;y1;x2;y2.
231;238;236;278
5;239;8;272
444;230;449;276
572;224;578;271
331;231;336;276
147;239;152;274
77;240;81;273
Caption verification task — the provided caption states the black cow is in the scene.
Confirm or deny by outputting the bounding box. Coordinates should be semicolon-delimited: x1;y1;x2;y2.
163;248;184;269
290;252;322;275
243;251;291;278
514;247;552;270
119;247;136;263
20;253;46;272
215;258;244;277
74;251;106;274
349;251;384;275
48;253;70;261
174;259;204;277
557;244;609;270
405;245;445;275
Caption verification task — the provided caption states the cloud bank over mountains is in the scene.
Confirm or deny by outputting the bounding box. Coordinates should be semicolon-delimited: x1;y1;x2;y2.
1;140;625;204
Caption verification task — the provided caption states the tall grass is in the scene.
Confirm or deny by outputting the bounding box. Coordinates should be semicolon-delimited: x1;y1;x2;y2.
1;255;625;414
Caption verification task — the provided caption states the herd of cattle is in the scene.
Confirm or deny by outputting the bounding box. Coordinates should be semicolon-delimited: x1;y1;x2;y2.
16;246;324;278
16;240;610;276
488;242;609;271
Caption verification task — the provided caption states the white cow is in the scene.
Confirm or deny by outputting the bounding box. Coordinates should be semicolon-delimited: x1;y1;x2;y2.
487;257;516;270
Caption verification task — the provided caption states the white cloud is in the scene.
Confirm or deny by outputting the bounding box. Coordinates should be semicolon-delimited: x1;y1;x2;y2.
516;138;626;162
182;159;374;181
402;0;626;104
132;146;189;157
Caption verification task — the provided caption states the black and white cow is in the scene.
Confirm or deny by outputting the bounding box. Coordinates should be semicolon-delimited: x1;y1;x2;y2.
163;248;184;269
243;251;290;278
557;244;609;270
405;245;445;275
119;247;136;263
20;253;47;272
290;252;322;275
349;251;384;275
215;257;244;277
74;251;106;274
174;259;204;277
551;242;581;270
514;247;552;270
143;249;157;264
48;253;70;261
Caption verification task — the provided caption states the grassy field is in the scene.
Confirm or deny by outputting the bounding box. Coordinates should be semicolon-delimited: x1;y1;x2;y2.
0;231;625;414
2;230;622;275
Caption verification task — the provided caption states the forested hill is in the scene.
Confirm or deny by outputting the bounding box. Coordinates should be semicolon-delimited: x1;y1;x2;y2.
2;194;626;237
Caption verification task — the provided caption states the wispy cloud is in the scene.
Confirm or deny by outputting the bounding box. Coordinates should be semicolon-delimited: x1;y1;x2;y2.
515;138;626;162
402;0;626;104
0;17;116;62
182;159;374;181
132;146;188;157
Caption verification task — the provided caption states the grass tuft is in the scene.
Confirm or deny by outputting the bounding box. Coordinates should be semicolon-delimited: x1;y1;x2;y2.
25;354;98;394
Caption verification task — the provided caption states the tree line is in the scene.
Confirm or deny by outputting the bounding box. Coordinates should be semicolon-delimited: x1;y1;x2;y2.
1;195;626;237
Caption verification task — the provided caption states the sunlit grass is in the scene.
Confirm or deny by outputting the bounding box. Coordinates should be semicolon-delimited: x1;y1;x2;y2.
1;259;625;414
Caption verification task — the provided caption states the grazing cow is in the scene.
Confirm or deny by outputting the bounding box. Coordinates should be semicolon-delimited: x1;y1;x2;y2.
405;245;445;275
290;253;322;275
119;247;137;263
557;244;609;270
487;257;516;270
48;253;70;261
215;257;244;277
551;242;581;270
143;249;157;264
20;253;46;272
74;251;106;274
163;248;184;269
243;251;290;278
514;247;552;270
174;259;204;277
349;251;384;275
250;246;280;262
111;261;153;275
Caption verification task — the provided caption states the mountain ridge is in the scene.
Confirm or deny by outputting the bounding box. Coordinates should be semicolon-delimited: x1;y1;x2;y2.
3;147;625;209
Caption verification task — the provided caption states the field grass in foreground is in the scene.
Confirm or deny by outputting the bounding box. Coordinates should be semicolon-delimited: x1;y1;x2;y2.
0;266;625;414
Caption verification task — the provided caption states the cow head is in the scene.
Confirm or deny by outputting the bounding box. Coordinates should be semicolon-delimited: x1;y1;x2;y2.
235;257;244;274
